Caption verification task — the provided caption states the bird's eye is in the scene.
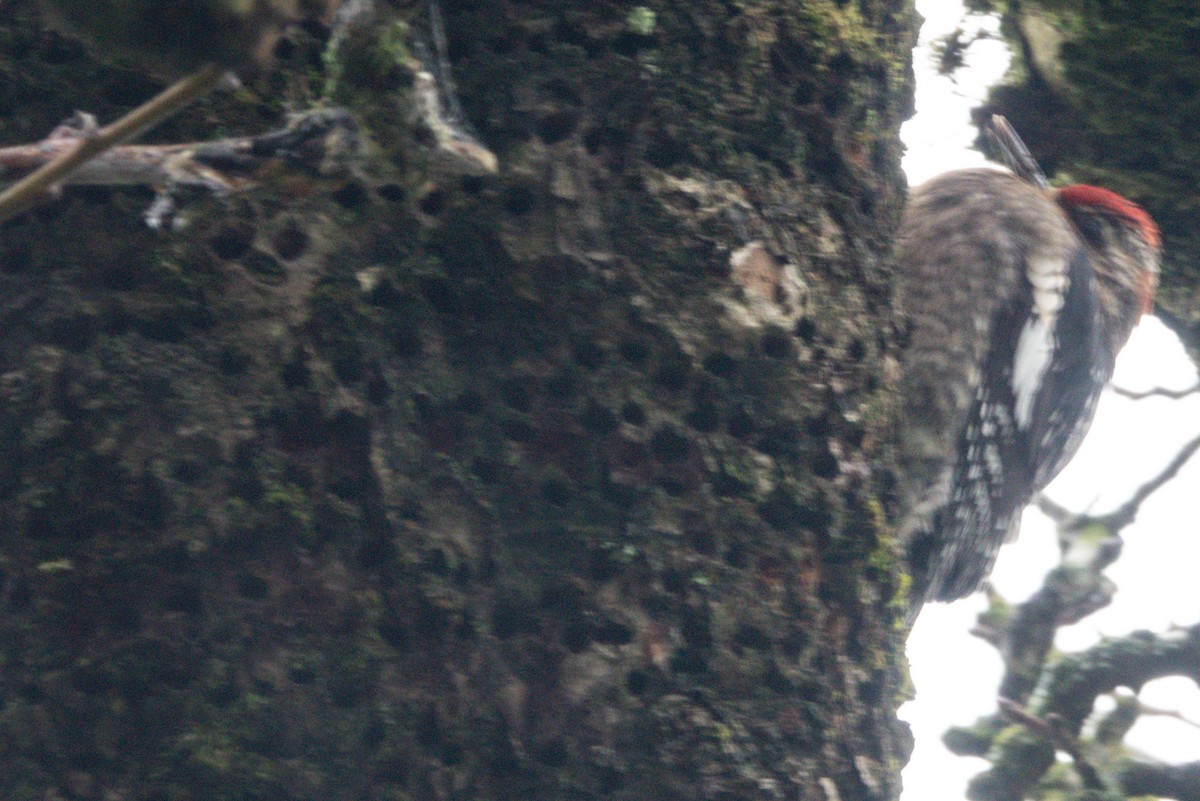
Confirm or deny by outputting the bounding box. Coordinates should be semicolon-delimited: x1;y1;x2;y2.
1074;213;1106;248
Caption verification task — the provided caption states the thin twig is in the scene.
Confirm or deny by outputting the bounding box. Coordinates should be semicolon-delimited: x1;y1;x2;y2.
1136;701;1200;731
1032;493;1077;527
1112;381;1200;400
1099;430;1200;531
0;63;226;223
0;107;360;228
1034;429;1200;536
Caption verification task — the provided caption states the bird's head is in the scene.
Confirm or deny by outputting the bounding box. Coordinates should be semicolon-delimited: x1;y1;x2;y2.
987;115;1160;325
1054;184;1160;320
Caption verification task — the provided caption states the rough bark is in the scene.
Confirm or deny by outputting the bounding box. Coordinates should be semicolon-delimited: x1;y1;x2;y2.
0;2;918;800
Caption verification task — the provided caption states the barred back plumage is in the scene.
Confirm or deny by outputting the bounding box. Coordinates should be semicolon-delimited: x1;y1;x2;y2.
896;168;1159;614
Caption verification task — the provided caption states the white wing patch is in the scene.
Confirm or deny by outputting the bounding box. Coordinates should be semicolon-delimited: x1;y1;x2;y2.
1013;255;1070;429
1012;315;1053;428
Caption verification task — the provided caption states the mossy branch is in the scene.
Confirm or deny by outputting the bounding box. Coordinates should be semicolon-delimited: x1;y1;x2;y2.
948;430;1200;799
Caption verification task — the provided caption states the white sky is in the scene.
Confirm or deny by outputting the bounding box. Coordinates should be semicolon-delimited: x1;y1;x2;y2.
900;2;1200;798
901;0;1010;186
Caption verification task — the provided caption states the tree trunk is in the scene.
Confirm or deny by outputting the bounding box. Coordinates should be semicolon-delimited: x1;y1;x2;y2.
0;2;919;799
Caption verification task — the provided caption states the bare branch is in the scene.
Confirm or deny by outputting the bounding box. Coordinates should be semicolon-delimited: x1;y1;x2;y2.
1136;701;1200;731
0;107;361;228
1032;428;1200;542
0;63;226;223
1098;429;1200;532
1112;381;1200;400
2;0;495;227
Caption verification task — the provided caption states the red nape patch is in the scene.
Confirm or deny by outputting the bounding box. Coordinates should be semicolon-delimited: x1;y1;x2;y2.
1057;184;1162;250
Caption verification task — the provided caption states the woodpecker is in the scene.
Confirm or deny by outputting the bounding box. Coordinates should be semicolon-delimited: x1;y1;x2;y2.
897;120;1160;610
